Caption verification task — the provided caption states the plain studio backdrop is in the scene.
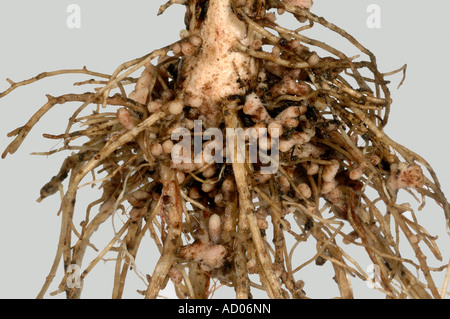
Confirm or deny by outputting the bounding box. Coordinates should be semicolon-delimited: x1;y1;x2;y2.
0;1;449;299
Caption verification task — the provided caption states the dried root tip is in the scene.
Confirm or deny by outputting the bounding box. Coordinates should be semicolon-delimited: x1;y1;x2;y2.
117;108;135;130
38;176;60;201
178;242;227;270
387;162;424;190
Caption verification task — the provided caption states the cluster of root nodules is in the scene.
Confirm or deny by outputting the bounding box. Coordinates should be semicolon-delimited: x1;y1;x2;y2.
2;0;449;299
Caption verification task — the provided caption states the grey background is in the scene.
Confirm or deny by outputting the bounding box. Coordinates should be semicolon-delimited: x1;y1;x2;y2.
0;0;448;298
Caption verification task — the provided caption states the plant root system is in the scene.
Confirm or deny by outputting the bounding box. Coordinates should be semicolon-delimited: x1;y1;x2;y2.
2;0;449;299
